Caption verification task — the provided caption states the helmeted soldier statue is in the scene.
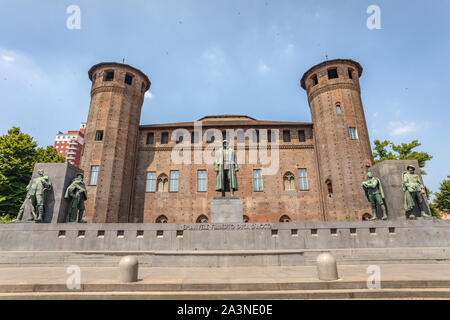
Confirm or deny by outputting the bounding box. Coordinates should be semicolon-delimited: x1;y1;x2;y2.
362;171;387;220
64;173;88;223
402;165;431;220
214;140;239;197
13;169;52;223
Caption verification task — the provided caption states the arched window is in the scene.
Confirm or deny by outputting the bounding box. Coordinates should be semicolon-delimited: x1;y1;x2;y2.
157;174;169;192
283;172;295;191
325;179;333;196
196;215;209;223
279;215;291;223
362;213;372;221
155;215;168;223
243;215;250;223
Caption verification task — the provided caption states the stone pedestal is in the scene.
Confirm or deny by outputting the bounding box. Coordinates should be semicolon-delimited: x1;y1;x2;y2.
21;163;84;223
370;160;430;220
211;197;243;223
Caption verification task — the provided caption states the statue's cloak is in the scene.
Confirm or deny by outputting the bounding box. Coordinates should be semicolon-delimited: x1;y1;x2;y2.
64;179;88;200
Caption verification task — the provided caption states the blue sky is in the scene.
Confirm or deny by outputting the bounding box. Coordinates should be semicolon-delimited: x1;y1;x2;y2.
0;0;449;193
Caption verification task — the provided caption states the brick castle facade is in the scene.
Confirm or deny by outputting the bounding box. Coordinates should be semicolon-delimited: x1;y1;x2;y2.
80;59;373;223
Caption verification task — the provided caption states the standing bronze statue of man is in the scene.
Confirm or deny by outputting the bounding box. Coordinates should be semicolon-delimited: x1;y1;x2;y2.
64;173;88;223
402;165;431;220
13;169;52;223
214;140;239;197
362;171;387;220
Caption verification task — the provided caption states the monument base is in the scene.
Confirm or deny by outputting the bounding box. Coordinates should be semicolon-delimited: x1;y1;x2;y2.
211;197;243;223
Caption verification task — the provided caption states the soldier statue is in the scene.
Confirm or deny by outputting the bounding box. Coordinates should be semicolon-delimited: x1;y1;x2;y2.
64;173;88;223
13;169;52;223
362;171;387;220
214;140;239;197
402;165;431;220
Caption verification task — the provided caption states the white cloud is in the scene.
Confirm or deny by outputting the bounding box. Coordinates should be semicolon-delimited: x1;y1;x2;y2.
201;46;227;78
258;61;270;73
285;43;295;55
389;121;421;136
144;91;153;99
2;55;14;63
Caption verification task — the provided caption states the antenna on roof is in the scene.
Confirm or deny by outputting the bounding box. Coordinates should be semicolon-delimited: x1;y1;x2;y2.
325;55;328;61
122;57;125;64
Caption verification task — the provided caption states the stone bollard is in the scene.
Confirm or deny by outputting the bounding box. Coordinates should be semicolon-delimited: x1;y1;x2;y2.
119;256;139;282
316;252;339;281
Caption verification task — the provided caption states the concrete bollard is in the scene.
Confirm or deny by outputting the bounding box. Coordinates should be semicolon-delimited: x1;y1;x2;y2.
119;256;139;282
316;252;339;281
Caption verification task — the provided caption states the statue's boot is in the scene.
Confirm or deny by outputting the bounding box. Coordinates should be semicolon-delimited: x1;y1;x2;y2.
420;211;431;218
368;208;378;220
35;206;44;223
381;214;388;221
77;210;87;223
28;207;37;221
368;216;378;221
408;214;416;220
380;205;388;220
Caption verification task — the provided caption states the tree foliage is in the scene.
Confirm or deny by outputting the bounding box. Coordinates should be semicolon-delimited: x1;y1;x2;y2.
373;139;432;174
434;175;450;214
0;127;65;218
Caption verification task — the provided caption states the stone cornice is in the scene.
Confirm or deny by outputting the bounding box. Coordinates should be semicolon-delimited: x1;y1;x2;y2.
138;144;314;152
308;83;360;103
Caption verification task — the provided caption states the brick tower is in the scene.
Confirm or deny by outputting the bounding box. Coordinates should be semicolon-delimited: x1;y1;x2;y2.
301;59;372;221
81;62;150;222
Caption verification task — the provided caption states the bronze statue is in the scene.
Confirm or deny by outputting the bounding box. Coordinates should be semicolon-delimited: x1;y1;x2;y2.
64;173;88;223
13;169;52;223
214;140;239;197
362;171;387;220
402;165;430;220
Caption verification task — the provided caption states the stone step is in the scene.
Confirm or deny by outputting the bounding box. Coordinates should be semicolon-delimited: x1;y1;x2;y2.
1;247;450;267
1;288;450;300
2;279;450;293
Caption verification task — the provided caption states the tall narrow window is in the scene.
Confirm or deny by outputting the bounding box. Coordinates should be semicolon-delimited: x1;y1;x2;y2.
146;132;154;145
328;68;338;79
161;132;169;144
283;130;291;142
253;130;259;143
267;130;272;143
348;68;353;79
253;169;263;191
298;130;305;142
197;170;207;192
103;71;114;81
95;130;103;141
206;131;215;143
169;170;179;192
298;168;308;190
124;73;133;85
283;172;295;191
349;127;357;140
191;131;199;144
222;131;227;141
311;74;318;86
326;180;333;195
237;130;245;143
145;172;156;192
157;174;168;192
89;166;99;185
336;105;342;115
176;134;183;144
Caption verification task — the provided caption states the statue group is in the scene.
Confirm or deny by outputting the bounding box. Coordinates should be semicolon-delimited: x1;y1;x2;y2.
362;165;432;220
13;170;87;223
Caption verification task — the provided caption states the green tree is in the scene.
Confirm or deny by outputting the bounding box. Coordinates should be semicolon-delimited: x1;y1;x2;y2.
373;139;432;174
434;175;450;214
0;127;64;220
